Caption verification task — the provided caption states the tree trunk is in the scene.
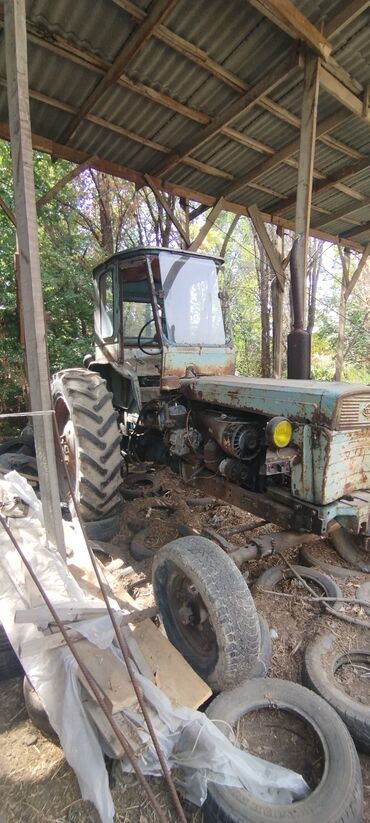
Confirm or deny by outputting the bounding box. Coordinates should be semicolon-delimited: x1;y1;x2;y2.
253;233;271;377
94;172;114;255
334;279;347;382
307;239;323;334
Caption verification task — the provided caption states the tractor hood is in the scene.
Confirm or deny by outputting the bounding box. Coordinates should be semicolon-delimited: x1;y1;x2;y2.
182;376;370;431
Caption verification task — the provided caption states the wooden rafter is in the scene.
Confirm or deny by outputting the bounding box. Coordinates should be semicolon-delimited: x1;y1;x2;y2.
152;54;299;177
0;193;15;225
341;221;370;240
60;0;177;144
0;12;365;171
325;0;370;38
313;197;370;229
188;199;225;252
246;0;332;60
0;120;366;253
273;154;370;216
320;65;370;124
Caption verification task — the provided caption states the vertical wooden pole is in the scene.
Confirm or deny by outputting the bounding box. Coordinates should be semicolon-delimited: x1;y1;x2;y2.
295;52;320;326
5;0;65;557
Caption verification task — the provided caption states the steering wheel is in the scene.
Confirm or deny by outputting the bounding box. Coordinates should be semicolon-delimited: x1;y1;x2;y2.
137;317;160;355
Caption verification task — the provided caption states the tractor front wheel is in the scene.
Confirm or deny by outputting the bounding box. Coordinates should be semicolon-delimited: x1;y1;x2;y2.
51;368;123;522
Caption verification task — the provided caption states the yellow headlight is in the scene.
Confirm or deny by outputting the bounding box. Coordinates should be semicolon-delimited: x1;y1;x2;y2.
267;417;293;448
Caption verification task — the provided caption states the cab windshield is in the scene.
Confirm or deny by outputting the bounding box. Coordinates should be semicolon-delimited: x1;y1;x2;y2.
159;251;226;346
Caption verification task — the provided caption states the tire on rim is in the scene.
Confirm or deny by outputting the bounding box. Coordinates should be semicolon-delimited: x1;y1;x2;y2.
204;678;363;823
51;368;123;522
152;536;261;692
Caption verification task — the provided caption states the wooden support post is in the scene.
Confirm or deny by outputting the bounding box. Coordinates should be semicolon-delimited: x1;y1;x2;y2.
188;198;224;251
4;0;65;558
295;53;320;327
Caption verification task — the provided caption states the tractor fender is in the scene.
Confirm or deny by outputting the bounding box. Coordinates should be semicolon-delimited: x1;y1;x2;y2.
88;360;142;412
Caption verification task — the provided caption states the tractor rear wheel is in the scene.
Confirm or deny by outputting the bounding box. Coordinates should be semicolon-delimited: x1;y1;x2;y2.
51;368;123;522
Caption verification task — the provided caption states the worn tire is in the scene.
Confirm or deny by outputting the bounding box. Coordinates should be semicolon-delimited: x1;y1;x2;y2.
255;564;342;607
51;368;123;522
23;678;58;740
249;614;272;678
300;544;363;579
303;631;370;753
204;678;363;823
152;536;260;692
0;625;23;681
121;471;161;501
84;514;120;542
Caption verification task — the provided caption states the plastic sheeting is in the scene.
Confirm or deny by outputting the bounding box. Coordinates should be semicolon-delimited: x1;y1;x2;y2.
0;472;309;822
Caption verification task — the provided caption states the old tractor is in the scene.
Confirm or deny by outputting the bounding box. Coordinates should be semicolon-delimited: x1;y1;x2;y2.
51;246;370;687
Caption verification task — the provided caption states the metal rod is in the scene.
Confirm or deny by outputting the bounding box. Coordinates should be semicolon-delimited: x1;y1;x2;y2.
0;512;167;823
53;417;187;823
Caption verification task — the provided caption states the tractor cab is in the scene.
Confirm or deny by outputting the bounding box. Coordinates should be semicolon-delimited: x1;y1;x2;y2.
92;248;235;402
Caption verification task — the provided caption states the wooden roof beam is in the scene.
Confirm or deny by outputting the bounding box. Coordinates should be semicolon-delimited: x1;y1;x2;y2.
144;174;189;246
313;196;370;229
59;0;177;144
0;120;366;253
320;64;370;124
36;158;96;208
273;155;370;215
152;54;299;177
247;204;285;289
246;0;332;60
325;0;370;38
340;221;370;240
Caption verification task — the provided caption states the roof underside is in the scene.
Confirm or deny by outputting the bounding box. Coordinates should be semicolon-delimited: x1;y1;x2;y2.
1;0;370;249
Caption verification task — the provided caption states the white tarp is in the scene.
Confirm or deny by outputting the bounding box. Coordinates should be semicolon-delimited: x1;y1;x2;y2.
0;472;308;822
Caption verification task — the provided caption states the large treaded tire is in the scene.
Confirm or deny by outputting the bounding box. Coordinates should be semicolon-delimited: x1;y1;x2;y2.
51;368;123;522
152;536;261;692
204;678;363;823
303;631;370;754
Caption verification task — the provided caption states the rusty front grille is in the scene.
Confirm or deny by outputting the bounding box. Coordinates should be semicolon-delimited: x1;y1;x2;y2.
337;395;370;429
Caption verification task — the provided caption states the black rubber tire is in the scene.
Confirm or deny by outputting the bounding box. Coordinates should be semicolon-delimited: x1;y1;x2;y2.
23;678;58;740
0;452;38;476
254;564;342;607
152;536;261;692
300;544;364;580
303;631;370;754
249;614;272;678
121;471;160;501
84;514;120;542
0;625;23;680
51;368;123;522
204;678;363;823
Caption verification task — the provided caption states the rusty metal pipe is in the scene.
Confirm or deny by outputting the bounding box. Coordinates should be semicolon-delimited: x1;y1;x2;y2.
53;420;187;823
327;519;370;573
0;513;168;823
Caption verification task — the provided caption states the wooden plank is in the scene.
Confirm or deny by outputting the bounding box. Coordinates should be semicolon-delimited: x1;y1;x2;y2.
325;0;370;38
4;0;65;557
341;220;370;240
0;193;15;225
247;0;332;60
77;640;136;712
144;174;189;245
345;242;370;298
247;204;285;289
131;619;212;709
188;198;225;251
294;52;320;314
320;65;370;123
275;154;370;216
15;603;109;625
152;54;298;177
61;0;177;144
82;695;145;758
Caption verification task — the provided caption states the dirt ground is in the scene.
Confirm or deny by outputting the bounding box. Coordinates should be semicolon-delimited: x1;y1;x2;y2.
0;466;369;822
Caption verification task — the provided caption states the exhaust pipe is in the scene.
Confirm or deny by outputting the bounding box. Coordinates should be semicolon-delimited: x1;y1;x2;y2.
287;235;311;379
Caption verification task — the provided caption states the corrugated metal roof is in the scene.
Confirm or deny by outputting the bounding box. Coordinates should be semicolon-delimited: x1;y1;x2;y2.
0;0;369;249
